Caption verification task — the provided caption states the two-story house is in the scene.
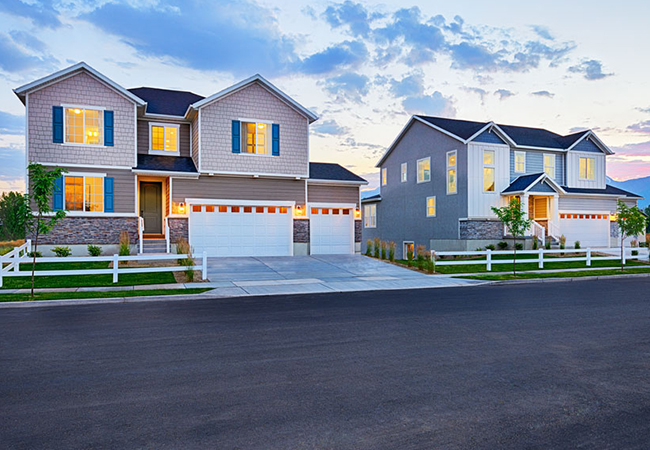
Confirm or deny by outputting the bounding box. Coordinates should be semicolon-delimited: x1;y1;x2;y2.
14;62;366;256
362;116;643;258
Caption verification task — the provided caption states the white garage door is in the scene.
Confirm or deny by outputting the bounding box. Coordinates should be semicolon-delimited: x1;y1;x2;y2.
310;206;354;254
559;213;610;248
189;204;292;257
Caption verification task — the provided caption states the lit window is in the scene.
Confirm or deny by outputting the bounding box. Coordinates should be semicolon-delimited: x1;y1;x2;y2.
544;154;555;178
514;151;526;173
426;196;436;217
381;168;387;186
401;163;407;182
417;158;430;183
242;122;269;154
65;107;103;145
447;150;457;194
64;176;103;212
150;124;178;153
483;150;495;192
364;204;376;228
579;157;595;180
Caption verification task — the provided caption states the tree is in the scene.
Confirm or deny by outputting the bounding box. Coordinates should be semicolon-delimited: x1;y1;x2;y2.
644;205;650;234
615;200;647;271
24;163;67;298
0;192;29;241
491;198;533;275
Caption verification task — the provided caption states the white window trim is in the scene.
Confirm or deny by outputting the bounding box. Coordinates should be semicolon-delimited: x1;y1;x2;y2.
363;204;377;228
426;196;436;217
417;157;431;184
578;156;596;181
483;150;496;193
62;104;104;147
514;151;526;173
381;168;387;186
149;122;180;156
240;119;272;156
446;150;457;195
543;153;555;178
401;162;407;183
63;174;105;213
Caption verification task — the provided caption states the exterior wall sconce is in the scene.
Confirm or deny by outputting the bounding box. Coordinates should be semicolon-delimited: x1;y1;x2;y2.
178;202;186;214
355;208;361;218
294;204;305;217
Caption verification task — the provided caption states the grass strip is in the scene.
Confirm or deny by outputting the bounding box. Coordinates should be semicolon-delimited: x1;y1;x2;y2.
0;288;211;302
459;267;650;281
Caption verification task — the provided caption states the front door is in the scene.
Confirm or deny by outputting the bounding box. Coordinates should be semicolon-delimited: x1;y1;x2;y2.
140;182;162;234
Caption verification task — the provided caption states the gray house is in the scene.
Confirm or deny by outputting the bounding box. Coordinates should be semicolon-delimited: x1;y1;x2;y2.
362;116;643;259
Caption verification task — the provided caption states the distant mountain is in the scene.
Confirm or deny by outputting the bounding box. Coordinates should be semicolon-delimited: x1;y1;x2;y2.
361;187;380;199
607;176;650;208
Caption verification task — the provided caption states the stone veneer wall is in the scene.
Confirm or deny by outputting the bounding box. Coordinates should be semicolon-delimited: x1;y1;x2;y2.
29;217;138;245
355;220;362;243
294;219;309;243
168;218;189;244
459;219;504;240
610;221;620;238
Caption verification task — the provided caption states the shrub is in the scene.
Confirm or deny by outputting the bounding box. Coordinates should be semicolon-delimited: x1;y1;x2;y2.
380;241;387;260
545;241;551;250
497;242;508;250
365;240;373;256
532;237;538;250
426;259;435;274
27;251;42;258
485;244;495;251
574;240;581;249
176;238;195;281
388;241;396;262
373;237;380;258
631;239;638;248
559;235;566;247
515;243;523;250
416;244;426;270
406;249;414;261
560;243;565;250
87;244;102;257
632;250;639;256
119;231;130;256
52;246;71;257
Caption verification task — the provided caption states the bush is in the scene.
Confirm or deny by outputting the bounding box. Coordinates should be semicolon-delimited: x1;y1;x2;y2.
52;246;71;257
560;243;565;250
545;241;551;250
631;239;638;248
373;237;380;258
365;240;373;256
559;235;566;247
574;240;581;249
27;251;42;258
176;238;194;281
416;244;426;271
426;259;435;274
515;243;523;250
532;237;538;250
632;250;639;256
119;231;130;256
380;241;387;260
498;242;508;250
87;244;102;257
388;241;396;262
406;249;414;261
485;244;495;251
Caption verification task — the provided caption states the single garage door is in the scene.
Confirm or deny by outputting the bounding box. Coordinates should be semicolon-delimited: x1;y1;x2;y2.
310;207;354;254
559;213;610;248
189;204;292;257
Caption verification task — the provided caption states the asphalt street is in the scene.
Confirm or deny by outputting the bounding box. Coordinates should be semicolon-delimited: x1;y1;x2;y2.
2;279;650;449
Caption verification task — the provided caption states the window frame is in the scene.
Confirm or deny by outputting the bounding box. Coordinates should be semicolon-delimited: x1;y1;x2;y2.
62;104;105;147
417;157;431;184
543;153;556;179
514;151;526;173
149;122;180;156
403;241;414;258
381;168;387;186
483;150;496;193
426;196;436;217
401;162;407;183
363;204;377;228
579;156;595;180
446;150;457;195
63;172;106;213
239;118;273;156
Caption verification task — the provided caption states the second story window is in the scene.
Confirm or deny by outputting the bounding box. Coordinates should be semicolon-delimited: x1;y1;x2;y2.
514;151;526;173
242;122;269;154
579;157;595;180
447;150;457;194
381;168;387;186
483;150;495;192
401;163;407;182
65;107;103;145
544;154;555;178
417;157;430;183
363;204;376;228
150;123;179;155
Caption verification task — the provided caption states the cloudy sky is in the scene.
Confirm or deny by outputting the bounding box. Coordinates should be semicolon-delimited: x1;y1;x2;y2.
1;0;649;193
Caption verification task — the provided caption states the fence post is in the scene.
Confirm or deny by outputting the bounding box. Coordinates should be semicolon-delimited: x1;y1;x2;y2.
202;251;207;281
27;239;31;254
113;254;119;283
486;249;492;271
538;248;544;269
621;247;626;266
586;248;591;266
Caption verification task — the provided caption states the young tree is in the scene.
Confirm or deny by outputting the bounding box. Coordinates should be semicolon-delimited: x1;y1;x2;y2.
0;191;29;240
615;200;647;271
24;163;67;298
491;198;533;275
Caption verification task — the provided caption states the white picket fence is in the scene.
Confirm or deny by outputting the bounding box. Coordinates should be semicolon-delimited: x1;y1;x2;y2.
0;240;207;288
430;247;649;271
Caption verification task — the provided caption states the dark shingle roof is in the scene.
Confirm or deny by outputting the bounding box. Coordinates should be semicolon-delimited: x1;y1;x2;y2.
128;87;204;116
309;162;366;183
136;154;197;173
361;194;381;202
416;116;487;140
562;184;642;198
502;173;545;193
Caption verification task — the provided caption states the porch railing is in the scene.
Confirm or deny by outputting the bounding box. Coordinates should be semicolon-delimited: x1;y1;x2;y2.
138;217;145;254
547;220;561;240
531;221;546;247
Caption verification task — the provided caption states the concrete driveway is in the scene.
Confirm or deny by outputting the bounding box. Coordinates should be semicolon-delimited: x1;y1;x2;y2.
202;254;479;296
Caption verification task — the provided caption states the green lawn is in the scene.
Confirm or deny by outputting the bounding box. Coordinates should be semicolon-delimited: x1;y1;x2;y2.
459;267;650;281
0;261;178;289
0;288;211;302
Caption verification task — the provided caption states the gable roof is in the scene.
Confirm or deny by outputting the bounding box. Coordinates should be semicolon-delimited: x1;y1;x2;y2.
502;173;565;195
190;74;319;123
309;162;367;183
129;87;204;117
13;62;146;107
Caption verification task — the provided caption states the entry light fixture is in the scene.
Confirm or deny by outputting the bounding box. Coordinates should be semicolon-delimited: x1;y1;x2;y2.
179;202;186;214
355;208;361;218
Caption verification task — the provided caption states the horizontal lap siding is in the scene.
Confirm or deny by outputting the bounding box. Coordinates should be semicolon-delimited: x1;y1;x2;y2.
558;196;617;212
308;185;359;205
55;166;135;213
137;119;191;157
172;176;306;204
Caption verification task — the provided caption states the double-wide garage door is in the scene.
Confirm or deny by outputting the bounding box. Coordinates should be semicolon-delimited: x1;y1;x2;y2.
190;204;292;257
310;207;354;255
559;213;610;248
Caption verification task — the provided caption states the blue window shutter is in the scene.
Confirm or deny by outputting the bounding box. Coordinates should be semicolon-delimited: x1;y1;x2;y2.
104;110;114;147
53;177;63;211
272;123;280;156
232;120;241;153
52;106;63;143
104;177;114;212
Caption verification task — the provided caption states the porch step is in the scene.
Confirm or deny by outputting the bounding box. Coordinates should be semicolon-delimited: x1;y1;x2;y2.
141;239;168;254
